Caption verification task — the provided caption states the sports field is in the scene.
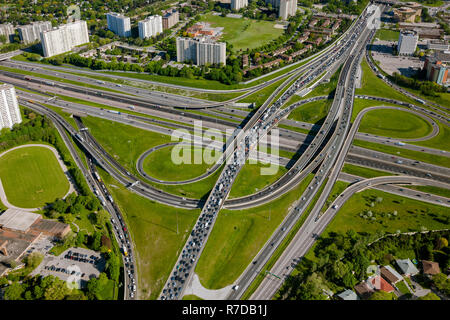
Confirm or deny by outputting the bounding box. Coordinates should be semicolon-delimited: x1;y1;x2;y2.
199;13;284;52
0;146;69;208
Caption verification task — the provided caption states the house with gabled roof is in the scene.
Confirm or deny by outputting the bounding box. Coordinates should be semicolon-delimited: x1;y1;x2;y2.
367;275;395;293
422;260;440;276
381;265;403;285
354;282;374;299
336;289;359;300
396;259;419;276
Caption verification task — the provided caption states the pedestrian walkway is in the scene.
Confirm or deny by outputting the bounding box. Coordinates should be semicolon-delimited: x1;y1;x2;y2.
183;273;233;300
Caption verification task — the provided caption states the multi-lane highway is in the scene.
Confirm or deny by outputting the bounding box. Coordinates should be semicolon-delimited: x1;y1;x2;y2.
21;99;137;300
228;5;381;299
250;175;450;300
159;4;383;300
3;2;448;302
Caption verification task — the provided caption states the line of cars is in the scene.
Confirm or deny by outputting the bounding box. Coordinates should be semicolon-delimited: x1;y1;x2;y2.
65;251;100;265
44;265;85;278
161;10;375;300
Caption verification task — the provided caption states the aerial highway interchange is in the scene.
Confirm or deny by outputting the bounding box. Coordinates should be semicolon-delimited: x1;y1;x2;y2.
0;0;449;303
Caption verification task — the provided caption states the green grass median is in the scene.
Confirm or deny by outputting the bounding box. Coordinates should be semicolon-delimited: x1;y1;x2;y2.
99;168;200;300
359;108;432;140
353;139;449;168
195;174;314;290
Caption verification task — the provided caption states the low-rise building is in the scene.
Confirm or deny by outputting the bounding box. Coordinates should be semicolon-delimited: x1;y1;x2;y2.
290;45;311;58
398;22;443;39
422;260;440;276
367;275;395;293
273;45;292;56
186;23;223;39
242;54;249;68
393;2;422;23
396;259;419;276
297;33;310;43
380;265;403;285
354;282;374;299
309;19;318;28
426;40;450;52
336;289;359;300
0;208;70;275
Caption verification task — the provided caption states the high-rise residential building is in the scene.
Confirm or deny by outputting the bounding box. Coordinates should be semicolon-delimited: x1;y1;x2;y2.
0;84;22;131
138;15;163;39
265;0;297;20
18;21;52;44
0;24;15;43
40;20;89;57
231;0;248;10
162;9;179;30
423;51;449;85
176;37;226;66
397;30;418;55
107;12;131;38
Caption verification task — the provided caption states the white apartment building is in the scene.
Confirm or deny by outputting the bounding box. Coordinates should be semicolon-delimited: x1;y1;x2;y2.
18;21;52;44
40;20;89;57
0;23;15;43
138;15;163;39
176;37;226;66
265;0;297;20
398;30;418;55
0;84;22;131
231;0;248;10
107;12;131;38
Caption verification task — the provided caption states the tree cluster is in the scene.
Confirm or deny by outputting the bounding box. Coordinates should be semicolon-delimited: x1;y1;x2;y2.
3;274;85;300
391;72;447;97
277;230;450;300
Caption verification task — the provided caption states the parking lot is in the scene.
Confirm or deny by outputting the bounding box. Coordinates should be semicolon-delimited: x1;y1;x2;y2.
31;247;105;288
370;40;424;77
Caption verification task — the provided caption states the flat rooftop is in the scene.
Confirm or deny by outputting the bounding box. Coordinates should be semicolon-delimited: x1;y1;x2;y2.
0;209;41;232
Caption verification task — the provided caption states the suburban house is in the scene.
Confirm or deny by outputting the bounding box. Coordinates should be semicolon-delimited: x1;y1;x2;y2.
396;259;419;276
367;275;395;293
421;260;440;276
354;282;374;299
336;289;359;300
380;265;403;285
